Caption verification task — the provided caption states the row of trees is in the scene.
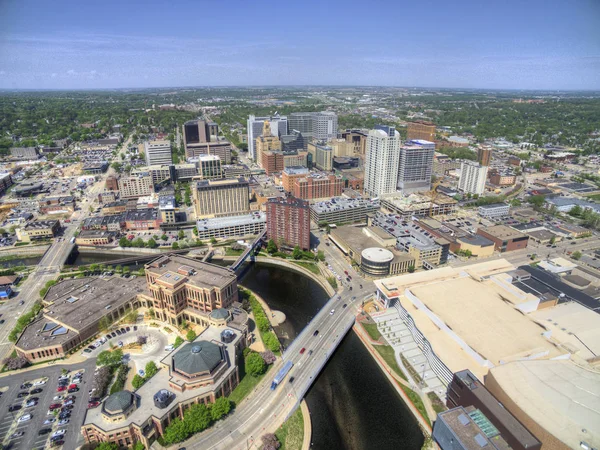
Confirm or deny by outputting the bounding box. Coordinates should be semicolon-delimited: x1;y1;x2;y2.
160;397;232;445
266;239;325;262
247;295;280;353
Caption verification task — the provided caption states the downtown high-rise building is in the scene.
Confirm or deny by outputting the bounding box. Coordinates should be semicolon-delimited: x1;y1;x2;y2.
144;140;173;166
247;114;288;160
458;162;488;195
364;125;401;197
477;147;492;166
397;139;435;193
266;195;310;250
289;111;338;142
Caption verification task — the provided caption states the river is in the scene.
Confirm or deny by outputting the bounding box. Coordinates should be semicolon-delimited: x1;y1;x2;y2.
239;263;424;450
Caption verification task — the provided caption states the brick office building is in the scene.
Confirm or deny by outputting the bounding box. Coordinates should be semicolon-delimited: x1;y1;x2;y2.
266;196;310;250
476;225;529;252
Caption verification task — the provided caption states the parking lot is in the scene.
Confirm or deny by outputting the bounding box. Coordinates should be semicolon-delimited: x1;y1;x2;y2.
0;359;95;450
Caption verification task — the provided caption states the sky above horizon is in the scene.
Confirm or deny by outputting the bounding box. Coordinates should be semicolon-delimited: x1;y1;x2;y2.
1;0;599;91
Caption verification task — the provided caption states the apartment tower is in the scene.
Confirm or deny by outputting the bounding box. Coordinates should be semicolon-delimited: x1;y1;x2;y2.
364;125;401;197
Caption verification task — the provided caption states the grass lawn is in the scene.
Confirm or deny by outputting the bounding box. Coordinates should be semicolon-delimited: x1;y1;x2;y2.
401;385;430;426
374;345;407;381
361;322;382;341
291;261;320;275
427;391;447;414
229;365;272;407
225;247;244;256
275;406;304;450
586;193;600;201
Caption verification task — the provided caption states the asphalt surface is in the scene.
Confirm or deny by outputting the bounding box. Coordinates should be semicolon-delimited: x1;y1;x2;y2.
0;358;96;450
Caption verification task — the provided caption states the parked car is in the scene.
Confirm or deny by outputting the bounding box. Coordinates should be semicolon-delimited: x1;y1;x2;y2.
58;418;70;426
38;428;52;435
17;414;32;422
11;431;24;438
67;387;78;393
51;429;66;438
87;401;100;409
8;405;21;412
49;403;62;410
20;383;32;389
17;392;29;398
44;418;56;425
33;379;46;386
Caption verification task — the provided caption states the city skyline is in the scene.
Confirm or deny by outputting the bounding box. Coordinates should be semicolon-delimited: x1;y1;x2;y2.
1;0;599;90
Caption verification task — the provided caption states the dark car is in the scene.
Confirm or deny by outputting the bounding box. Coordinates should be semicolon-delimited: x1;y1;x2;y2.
115;329;121;335
31;388;43;394
308;350;313;356
38;428;52;436
51;440;65;447
8;405;21;412
133;325;138;331
58;412;70;420
67;388;78;393
105;334;112;340
343;303;347;308
17;392;29;398
120;328;126;334
288;377;295;383
20;383;32;389
111;331;117;337
125;327;130;332
313;330;319;337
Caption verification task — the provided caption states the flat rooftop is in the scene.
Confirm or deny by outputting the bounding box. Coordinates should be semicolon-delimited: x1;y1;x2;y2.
145;255;236;290
311;197;380;214
196;212;266;230
529;301;600;361
478;225;527;240
375;260;564;376
489;360;600;450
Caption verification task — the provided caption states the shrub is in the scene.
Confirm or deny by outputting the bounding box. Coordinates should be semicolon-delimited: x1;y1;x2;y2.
110;364;129;394
173;336;184;348
262;332;281;353
132;374;145;389
186;329;197;342
260;350;276;365
145;361;158;378
2;356;30;370
261;433;281;450
210;397;231;421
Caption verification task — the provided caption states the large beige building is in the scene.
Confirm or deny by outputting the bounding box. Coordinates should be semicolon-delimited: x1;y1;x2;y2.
328;138;354;157
256;121;281;168
308;142;333;171
119;174;154;198
131;165;172;186
16;220;60;242
192;177;249;219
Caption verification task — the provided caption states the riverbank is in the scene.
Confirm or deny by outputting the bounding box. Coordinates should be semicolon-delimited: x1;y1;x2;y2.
0;243;50;257
353;319;433;440
218;255;335;297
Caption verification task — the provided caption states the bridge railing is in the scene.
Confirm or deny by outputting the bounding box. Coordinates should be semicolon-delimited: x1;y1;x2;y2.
284;313;355;420
230;229;266;271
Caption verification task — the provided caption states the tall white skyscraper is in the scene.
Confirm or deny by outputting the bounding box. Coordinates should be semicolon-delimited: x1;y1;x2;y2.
144;140;173;166
397;139;435;193
364;125;401;197
247;114;288;160
288;111;338;142
458;162;488;195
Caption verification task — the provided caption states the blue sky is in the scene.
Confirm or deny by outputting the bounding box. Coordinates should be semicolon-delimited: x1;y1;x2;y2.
0;0;599;90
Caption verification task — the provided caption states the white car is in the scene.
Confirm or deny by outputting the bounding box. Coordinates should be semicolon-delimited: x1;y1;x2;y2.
58;418;69;426
164;345;174;351
18;414;32;423
330;309;335;315
72;378;82;385
52;429;66;438
44;418;55;425
33;380;46;386
53;395;64;401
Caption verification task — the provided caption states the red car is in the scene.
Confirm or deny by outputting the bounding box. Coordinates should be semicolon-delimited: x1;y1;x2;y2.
56;386;66;392
48;403;62;410
68;384;77;390
87;401;100;409
299;348;306;354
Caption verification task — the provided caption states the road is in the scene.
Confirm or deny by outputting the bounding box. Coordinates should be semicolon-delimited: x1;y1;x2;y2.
182;235;372;450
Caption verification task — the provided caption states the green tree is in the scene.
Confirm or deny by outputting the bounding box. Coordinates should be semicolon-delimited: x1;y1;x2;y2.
527;195;546;208
210;397;231;421
292;245;302;260
132;237;145;248
161;234;168;241
316;250;325;261
266;239;278;254
132;442;145;450
183;403;211;434
98;316;112;332
132;374;145;389
145;361;158;378
549;236;556;245
245;351;267;376
174;336;184;348
172;242;179;250
96;349;123;367
118;236;130;247
572;251;582;260
568;205;583;217
146;238;157;249
210;237;217;244
162;417;189;444
263;331;281;352
178;230;185;240
186;329;197;342
407;265;415;273
95;443;119;450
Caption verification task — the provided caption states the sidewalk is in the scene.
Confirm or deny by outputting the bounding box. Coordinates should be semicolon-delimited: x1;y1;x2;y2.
241;284;286;327
300;400;312;450
0;353;88;379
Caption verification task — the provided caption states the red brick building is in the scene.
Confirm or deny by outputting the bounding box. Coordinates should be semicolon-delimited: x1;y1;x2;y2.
293;173;343;200
476;225;529;252
266;196;310;250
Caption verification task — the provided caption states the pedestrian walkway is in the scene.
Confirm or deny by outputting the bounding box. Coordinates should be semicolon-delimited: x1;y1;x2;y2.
372;308;447;403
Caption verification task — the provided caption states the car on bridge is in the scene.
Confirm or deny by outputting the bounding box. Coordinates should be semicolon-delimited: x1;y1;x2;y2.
300;348;306;354
313;330;319;337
